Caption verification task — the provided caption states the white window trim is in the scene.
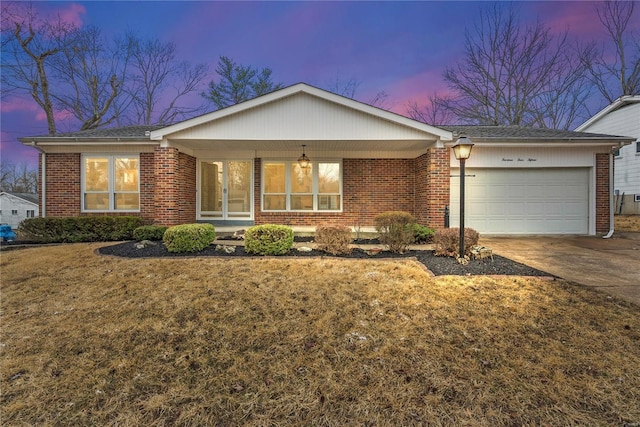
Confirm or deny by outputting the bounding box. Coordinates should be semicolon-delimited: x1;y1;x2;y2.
262;159;343;212
81;154;140;213
196;159;255;221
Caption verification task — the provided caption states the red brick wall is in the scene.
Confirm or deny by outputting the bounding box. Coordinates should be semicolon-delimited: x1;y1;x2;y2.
177;152;197;224
41;152;155;221
153;147;198;226
595;153;611;233
423;147;450;230
139;153;155;221
43;153;81;217
254;158;417;227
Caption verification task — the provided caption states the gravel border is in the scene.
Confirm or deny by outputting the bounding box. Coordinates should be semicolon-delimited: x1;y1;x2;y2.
98;241;552;277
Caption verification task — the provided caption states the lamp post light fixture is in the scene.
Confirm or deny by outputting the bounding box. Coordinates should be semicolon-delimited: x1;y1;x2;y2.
452;135;474;259
298;144;310;169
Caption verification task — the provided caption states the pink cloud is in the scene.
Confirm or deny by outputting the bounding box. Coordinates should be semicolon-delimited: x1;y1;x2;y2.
382;70;454;116
1;2;86;31
0;97;41;114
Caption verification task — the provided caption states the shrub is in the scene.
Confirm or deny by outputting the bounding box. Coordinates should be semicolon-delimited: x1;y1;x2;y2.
314;225;352;255
412;224;435;243
163;223;216;253
133;225;169;241
374;211;416;253
434;227;480;258
18;216;146;243
244;224;294;255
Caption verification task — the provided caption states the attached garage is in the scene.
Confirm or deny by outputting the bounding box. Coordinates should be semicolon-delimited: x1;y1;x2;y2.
440;124;629;236
450;168;590;234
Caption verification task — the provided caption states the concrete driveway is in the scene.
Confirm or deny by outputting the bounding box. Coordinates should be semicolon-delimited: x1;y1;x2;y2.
480;233;640;306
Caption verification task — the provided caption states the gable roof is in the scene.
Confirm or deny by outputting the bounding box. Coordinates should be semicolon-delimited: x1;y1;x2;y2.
575;95;640;131
150;83;453;142
441;125;634;145
19;125;163;143
1;192;39;205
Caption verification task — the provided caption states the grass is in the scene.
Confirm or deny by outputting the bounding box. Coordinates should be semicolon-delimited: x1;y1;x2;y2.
2;244;639;426
616;214;640;232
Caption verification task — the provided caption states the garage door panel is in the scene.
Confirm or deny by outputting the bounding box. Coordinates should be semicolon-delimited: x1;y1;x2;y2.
450;168;589;234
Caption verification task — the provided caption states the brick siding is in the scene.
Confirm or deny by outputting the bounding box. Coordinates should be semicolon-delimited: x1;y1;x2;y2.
39;147;611;234
42;153;81;217
255;157;425;227
595;153;611;233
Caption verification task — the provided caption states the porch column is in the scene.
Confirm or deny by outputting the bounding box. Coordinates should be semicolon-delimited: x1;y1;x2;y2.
154;146;181;226
595;152;611;233
419;146;450;229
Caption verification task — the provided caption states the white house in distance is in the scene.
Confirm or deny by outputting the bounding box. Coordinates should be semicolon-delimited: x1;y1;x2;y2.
576;95;640;215
0;192;39;229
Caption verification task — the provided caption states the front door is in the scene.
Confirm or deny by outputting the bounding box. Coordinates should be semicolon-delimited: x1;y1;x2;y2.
200;160;252;220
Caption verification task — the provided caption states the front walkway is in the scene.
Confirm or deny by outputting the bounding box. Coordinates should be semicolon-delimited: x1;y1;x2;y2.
481;233;640;306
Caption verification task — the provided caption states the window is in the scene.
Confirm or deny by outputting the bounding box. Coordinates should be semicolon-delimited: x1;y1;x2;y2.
11;210;18;215
26;210;35;218
83;155;140;211
636;141;640;153
613;148;621;157
263;161;341;211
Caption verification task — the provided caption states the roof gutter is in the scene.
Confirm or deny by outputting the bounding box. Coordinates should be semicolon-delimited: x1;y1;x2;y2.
31;141;46;218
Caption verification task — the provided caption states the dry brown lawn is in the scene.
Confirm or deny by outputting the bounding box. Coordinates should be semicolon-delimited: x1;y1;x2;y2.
616;215;640;232
1;244;639;426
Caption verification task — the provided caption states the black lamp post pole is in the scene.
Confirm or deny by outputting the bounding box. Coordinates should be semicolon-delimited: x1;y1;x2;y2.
459;157;466;259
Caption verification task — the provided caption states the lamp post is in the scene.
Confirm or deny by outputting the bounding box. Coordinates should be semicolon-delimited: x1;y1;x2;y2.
452;135;474;259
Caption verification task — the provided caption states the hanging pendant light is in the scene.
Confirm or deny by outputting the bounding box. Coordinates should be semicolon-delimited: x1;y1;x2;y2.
298;144;310;168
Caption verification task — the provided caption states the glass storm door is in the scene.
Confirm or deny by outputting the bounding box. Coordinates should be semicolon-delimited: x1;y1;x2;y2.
200;160;252;219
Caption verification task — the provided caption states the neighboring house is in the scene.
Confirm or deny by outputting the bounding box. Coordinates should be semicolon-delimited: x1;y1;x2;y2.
576;95;640;215
20;83;633;235
0;192;39;229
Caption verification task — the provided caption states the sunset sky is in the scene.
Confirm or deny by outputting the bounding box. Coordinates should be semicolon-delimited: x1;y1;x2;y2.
1;1;636;169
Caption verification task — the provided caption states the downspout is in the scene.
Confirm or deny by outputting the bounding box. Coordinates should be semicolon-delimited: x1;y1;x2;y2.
602;148;615;239
31;141;46;218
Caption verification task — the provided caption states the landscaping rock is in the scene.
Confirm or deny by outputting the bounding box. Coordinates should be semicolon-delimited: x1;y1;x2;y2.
215;244;236;254
297;246;313;252
135;240;157;249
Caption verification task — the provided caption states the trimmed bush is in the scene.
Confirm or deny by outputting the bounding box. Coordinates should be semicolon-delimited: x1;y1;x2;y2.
434;227;480;258
163;223;216;253
374;211;416;253
244;224;294;255
133;225;169;241
18;216;146;243
412;224;435;243
315;225;352;255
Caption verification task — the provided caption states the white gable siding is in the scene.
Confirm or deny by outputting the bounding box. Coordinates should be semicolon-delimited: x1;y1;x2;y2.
166;93;435;142
579;102;640;196
0;193;39;230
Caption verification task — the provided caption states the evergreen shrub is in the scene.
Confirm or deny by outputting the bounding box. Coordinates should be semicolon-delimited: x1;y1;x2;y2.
244;224;294;255
163;223;216;253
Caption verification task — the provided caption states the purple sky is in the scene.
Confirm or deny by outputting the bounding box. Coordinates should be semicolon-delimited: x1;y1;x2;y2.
1;1;634;169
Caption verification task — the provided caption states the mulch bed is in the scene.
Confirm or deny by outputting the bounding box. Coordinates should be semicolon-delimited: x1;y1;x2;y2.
98;240;552;277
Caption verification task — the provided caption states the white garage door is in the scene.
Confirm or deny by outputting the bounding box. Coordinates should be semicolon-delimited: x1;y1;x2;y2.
450;168;589;234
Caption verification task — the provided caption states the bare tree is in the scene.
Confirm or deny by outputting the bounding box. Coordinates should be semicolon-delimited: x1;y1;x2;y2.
407;93;457;125
49;25;125;130
0;162;38;193
324;73;390;109
1;3;75;135
202;56;282;110
125;34;209;125
583;1;640;103
436;4;591;129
